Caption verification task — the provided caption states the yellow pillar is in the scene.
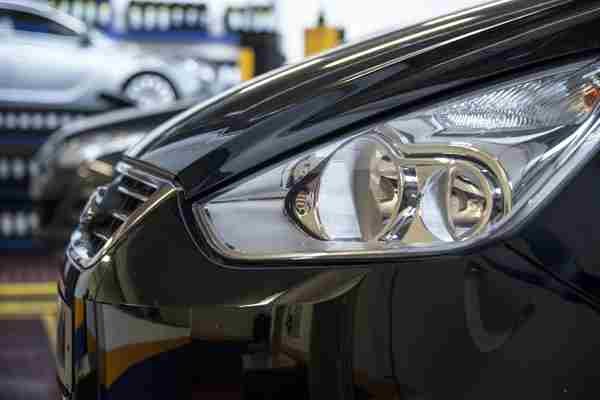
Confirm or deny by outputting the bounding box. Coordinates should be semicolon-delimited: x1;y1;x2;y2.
304;25;341;56
239;47;256;81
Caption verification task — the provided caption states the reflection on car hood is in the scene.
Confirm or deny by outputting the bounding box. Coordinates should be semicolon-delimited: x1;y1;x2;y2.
126;0;600;198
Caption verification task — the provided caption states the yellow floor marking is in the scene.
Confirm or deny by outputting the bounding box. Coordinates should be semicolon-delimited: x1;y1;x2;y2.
0;300;56;316
0;281;59;359
41;314;58;359
0;282;57;296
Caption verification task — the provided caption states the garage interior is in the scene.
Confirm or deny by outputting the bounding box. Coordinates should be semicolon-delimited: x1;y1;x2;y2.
0;0;510;399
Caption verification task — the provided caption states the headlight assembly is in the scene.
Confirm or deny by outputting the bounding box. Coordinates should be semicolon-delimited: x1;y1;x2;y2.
194;60;600;262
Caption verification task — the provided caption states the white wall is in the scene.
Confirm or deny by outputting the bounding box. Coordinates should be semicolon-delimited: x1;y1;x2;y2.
277;0;487;62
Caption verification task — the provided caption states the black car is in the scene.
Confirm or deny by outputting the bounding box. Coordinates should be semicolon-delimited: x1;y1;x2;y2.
30;99;195;246
57;1;600;399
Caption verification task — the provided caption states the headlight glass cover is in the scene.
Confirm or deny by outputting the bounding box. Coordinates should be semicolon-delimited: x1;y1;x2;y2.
194;60;600;261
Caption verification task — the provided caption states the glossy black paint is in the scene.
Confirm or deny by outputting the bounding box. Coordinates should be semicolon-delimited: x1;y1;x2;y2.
59;1;600;399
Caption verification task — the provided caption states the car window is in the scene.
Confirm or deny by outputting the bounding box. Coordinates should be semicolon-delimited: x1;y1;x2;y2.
0;9;76;36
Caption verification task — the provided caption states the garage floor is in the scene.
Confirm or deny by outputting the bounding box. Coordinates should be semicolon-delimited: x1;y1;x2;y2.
0;254;60;400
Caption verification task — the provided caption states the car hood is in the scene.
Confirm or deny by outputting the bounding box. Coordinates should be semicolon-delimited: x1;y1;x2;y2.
126;0;600;198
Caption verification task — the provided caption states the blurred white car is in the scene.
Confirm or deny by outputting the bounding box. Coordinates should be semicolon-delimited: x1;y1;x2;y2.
0;0;207;109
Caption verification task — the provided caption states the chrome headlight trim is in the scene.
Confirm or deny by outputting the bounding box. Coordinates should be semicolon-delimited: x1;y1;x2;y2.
194;112;600;262
192;59;600;263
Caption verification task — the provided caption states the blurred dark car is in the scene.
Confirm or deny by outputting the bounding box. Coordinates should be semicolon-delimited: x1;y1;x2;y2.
30;99;194;246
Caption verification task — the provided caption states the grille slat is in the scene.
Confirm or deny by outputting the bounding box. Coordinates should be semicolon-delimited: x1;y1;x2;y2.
117;185;149;202
91;230;109;242
110;211;128;222
85;170;159;256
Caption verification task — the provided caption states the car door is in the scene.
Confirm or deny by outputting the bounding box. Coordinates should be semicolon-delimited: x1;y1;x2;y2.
0;7;93;106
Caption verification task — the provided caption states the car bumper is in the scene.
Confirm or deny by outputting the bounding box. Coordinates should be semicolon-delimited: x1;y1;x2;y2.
56;280;196;400
56;188;375;400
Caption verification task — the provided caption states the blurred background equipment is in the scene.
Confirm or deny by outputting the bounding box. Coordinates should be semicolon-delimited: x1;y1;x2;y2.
304;12;342;56
225;4;283;77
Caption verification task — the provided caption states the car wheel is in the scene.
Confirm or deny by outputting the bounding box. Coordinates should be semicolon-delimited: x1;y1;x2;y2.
123;73;177;108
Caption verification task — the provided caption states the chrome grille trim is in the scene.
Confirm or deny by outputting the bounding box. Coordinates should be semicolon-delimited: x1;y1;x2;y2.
110;211;128;222
116;162;171;189
68;162;180;269
117;185;149;202
91;230;109;242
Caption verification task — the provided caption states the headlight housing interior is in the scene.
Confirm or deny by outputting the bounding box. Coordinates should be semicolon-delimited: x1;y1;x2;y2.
194;59;600;262
57;132;146;168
